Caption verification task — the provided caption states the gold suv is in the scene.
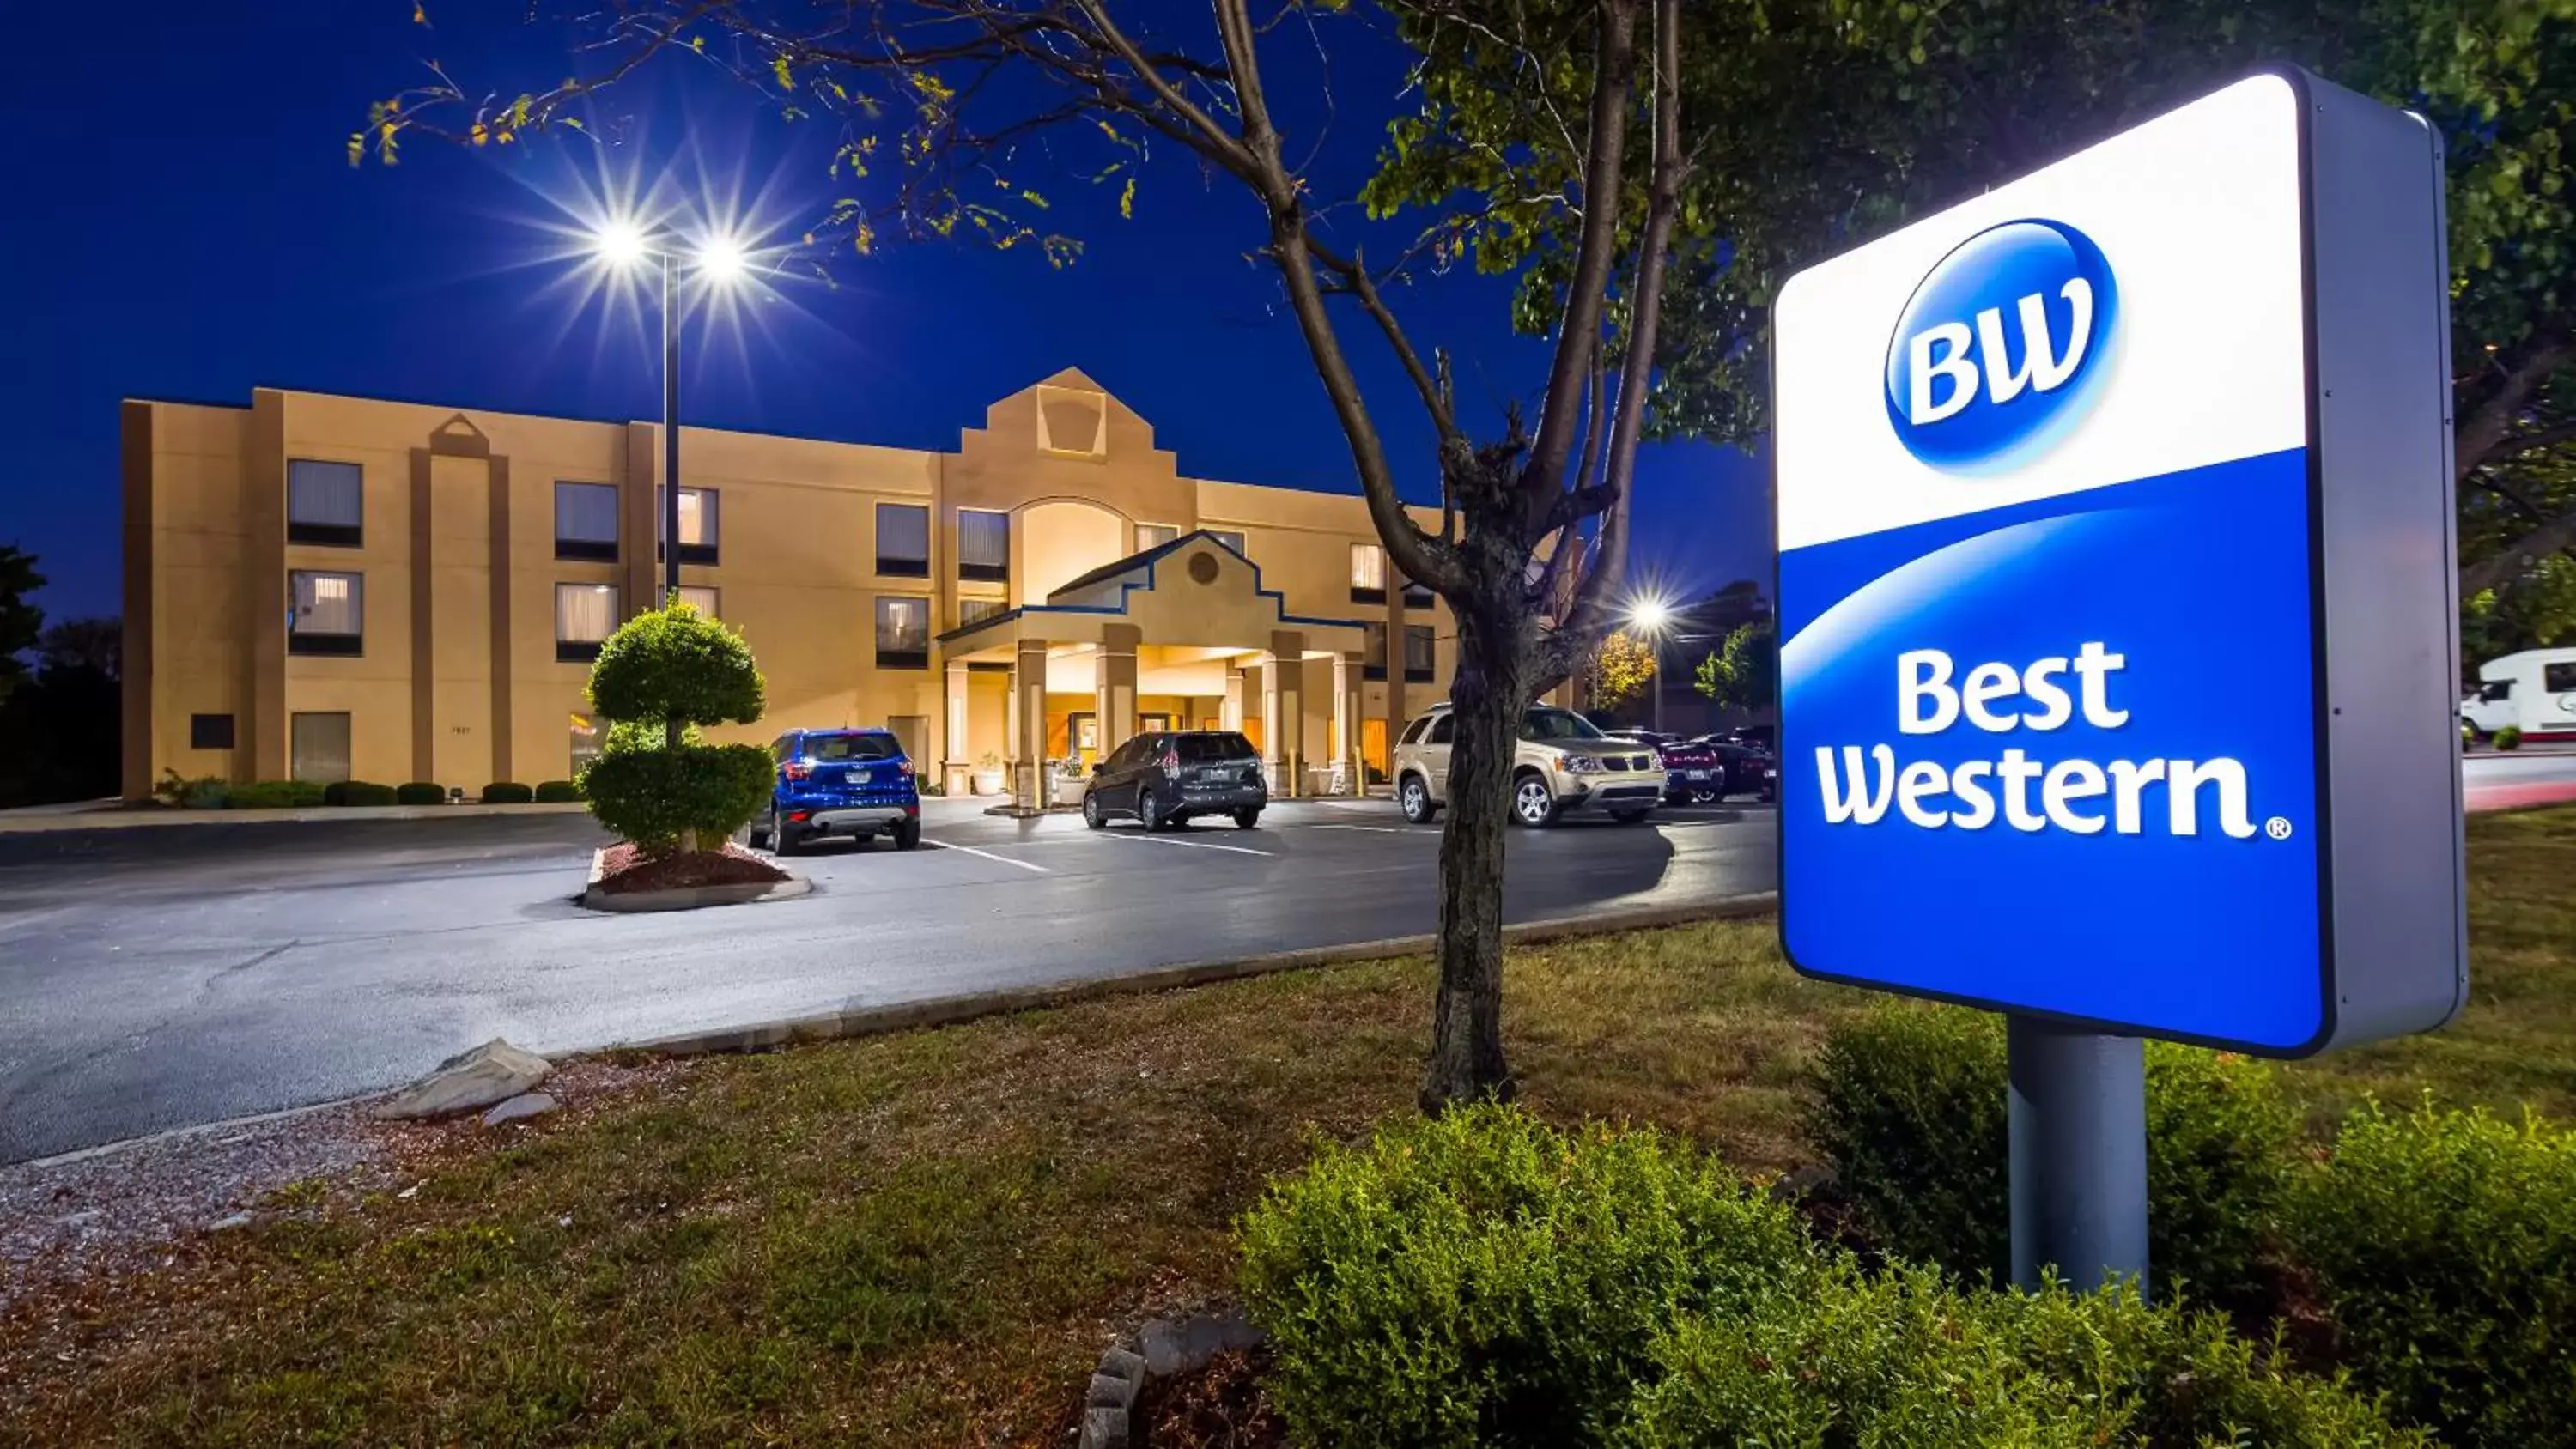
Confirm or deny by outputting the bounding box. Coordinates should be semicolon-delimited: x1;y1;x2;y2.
1390;703;1662;828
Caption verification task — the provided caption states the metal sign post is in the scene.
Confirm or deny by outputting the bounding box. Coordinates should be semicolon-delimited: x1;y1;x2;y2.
2007;1019;2148;1292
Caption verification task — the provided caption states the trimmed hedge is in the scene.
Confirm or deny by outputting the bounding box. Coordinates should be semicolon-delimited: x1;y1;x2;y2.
1806;1003;2296;1306
579;743;773;852
394;782;446;806
2494;724;2524;750
1238;1107;2421;1449
478;781;534;804
2283;1100;2576;1446
226;779;328;809
532;779;582;803
325;780;398;807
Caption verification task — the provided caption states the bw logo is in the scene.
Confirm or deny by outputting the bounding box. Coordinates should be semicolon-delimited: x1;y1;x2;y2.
1884;219;2118;470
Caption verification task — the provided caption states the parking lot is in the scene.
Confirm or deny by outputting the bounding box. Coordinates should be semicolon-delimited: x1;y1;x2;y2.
0;795;1776;1162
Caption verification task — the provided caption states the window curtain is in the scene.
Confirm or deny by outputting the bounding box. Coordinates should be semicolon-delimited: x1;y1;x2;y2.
556;482;619;542
556;584;619;643
878;597;930;651
878;503;931;563
959;597;1005;627
1136;524;1179;551
1351;543;1386;591
1406;624;1436;674
677;488;717;546
292;572;362;634
957;510;1009;570
677;585;718;618
287;461;362;527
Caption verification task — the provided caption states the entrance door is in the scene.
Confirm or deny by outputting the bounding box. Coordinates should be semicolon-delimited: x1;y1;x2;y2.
1069;712;1099;767
290;712;352;784
1362;718;1389;784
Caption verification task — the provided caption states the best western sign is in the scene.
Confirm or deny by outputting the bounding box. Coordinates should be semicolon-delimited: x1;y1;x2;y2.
1774;70;2466;1054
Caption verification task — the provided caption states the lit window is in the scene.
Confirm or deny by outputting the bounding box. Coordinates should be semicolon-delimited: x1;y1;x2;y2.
1136;523;1180;551
555;482;619;561
556;583;620;663
287;460;363;547
958;597;1006;628
1405;623;1437;682
878;502;931;577
958;509;1009;582
877;596;932;669
289;571;363;655
675;487;719;564
676;585;719;619
1352;542;1387;601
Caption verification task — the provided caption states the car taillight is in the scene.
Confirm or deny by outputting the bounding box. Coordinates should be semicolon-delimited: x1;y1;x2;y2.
782;761;811;781
1161;749;1180;770
897;760;915;778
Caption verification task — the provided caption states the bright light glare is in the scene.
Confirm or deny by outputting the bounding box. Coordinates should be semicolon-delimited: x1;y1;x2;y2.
595;220;650;268
1625;597;1674;634
697;235;749;284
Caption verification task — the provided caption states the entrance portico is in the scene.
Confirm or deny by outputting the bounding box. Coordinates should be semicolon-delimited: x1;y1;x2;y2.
936;531;1371;813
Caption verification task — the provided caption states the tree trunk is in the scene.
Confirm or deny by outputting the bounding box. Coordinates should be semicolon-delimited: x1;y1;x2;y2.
669;716;698;856
1421;563;1530;1112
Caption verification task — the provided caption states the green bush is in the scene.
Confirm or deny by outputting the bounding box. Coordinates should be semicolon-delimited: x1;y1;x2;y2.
478;781;533;804
155;768;228;809
225;779;327;809
579;743;774;853
2281;1100;2576;1446
325;780;398;807
605;718;707;755
394;782;446;806
587;601;764;731
1237;1106;1829;1449
532;779;582;803
2494;724;2524;750
1807;1004;2297;1304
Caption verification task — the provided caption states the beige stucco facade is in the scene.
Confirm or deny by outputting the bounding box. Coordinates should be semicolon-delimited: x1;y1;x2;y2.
120;369;1455;806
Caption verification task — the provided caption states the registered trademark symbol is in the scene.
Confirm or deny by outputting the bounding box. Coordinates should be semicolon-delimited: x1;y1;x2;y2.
2264;816;2293;840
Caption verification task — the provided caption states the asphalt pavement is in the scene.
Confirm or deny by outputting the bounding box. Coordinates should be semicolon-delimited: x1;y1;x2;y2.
0;797;1777;1163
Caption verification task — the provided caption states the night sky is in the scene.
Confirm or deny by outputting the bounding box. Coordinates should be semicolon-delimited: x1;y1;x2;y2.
0;3;1769;625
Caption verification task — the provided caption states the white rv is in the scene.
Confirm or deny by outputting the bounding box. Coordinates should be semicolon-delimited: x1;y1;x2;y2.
2460;647;2576;742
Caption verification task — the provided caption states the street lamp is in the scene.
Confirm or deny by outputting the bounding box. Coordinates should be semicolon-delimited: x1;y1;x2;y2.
1624;594;1677;734
591;219;756;605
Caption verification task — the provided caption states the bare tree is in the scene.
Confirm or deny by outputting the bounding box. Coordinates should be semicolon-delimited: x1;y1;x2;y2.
373;0;1689;1108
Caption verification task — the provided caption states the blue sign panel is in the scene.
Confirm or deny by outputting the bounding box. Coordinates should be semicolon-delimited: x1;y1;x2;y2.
1773;71;2464;1054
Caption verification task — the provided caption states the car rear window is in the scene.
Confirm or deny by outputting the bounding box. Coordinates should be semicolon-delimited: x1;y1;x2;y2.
804;732;901;761
1175;732;1257;762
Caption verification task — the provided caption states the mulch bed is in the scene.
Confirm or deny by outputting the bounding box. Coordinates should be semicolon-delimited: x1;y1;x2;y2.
1136;1347;1287;1449
592;841;789;894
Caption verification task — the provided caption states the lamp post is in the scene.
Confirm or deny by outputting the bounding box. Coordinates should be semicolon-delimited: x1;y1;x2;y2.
1625;596;1675;734
592;221;749;607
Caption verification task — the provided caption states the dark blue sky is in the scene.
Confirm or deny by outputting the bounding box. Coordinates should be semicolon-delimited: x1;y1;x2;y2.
0;2;1768;623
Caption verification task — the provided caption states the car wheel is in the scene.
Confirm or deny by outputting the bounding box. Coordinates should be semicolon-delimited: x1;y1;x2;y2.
1691;785;1722;803
893;818;921;851
750;804;776;850
1398;774;1437;825
1612;809;1651;824
1140;786;1168;830
1233;807;1261;829
1512;773;1559;828
775;821;803;857
1082;791;1105;829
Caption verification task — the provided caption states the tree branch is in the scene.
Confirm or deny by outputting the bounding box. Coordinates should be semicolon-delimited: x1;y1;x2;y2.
2463;499;2576;597
2457;336;2573;483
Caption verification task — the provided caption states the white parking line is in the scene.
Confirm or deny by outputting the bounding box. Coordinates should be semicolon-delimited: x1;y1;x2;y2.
1100;830;1275;858
1308;823;1413;834
922;839;1053;873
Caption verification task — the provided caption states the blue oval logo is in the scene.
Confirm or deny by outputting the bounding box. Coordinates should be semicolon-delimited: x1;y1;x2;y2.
1884;219;2118;471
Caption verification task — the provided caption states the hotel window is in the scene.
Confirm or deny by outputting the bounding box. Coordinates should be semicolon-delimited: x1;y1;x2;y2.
554;482;620;561
190;713;235;750
556;583;620;663
1404;623;1437;682
1362;622;1388;682
288;571;364;655
878;502;931;577
957;508;1010;582
1136;523;1180;551
675;487;719;566
1206;529;1248;558
676;585;720;619
1400;571;1434;609
286;460;363;547
877;596;932;669
1351;542;1387;604
958;597;1006;628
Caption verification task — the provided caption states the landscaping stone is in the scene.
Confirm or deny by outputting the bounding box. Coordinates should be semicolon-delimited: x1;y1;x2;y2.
1139;1306;1261;1378
1087;1372;1139;1412
479;1091;560;1127
207;1212;252;1232
371;1039;551;1121
1078;1406;1129;1449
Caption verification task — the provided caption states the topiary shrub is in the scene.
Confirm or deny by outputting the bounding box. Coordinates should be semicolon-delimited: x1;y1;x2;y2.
2281;1099;2576;1446
394;781;446;806
581;598;767;852
1237;1105;1827;1449
2494;724;2524;750
1629;1267;2427;1448
479;781;533;804
578;744;775;855
1806;1003;2297;1306
532;779;582;803
329;780;398;806
227;779;327;809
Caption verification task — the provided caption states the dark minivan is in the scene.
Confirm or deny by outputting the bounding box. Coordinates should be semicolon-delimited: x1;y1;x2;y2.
1083;730;1266;830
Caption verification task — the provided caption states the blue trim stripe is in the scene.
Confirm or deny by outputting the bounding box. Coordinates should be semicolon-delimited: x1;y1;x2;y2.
933;529;1376;643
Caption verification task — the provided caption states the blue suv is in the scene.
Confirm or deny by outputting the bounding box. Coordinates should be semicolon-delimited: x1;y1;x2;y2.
749;728;922;855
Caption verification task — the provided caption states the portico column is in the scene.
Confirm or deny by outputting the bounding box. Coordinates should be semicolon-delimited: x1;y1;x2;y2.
1014;637;1049;814
1222;665;1249;732
1099;623;1139;752
1271;629;1306;799
945;660;970;792
1339;651;1364;793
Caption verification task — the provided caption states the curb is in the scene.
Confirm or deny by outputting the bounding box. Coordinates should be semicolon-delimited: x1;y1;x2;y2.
574;846;815;912
590;893;1777;1059
0;801;592;834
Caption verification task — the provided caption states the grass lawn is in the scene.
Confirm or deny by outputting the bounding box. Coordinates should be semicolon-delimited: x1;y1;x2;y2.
5;807;2571;1447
